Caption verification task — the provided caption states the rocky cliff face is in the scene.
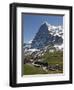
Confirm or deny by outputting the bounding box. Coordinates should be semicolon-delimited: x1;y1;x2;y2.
31;22;63;49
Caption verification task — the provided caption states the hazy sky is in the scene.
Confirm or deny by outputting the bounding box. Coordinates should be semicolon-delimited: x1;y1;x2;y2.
22;13;63;43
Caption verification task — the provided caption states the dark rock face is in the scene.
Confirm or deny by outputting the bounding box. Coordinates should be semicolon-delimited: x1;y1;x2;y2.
31;22;63;49
54;35;63;45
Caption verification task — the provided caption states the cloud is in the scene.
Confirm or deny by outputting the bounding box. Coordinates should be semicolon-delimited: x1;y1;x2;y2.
28;40;33;44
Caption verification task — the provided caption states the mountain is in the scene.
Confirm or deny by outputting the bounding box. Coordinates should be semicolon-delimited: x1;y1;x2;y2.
31;22;63;49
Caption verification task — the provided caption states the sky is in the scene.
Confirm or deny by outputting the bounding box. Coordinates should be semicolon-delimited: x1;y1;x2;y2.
22;13;63;43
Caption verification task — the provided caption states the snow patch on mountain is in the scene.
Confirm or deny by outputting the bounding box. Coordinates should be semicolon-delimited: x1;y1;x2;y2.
48;24;63;37
27;48;39;52
54;44;63;51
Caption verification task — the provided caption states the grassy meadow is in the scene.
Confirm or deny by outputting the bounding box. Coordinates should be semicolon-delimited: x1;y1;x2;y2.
23;51;63;75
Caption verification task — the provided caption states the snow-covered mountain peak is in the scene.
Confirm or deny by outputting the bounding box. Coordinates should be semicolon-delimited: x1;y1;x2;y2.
31;21;63;49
